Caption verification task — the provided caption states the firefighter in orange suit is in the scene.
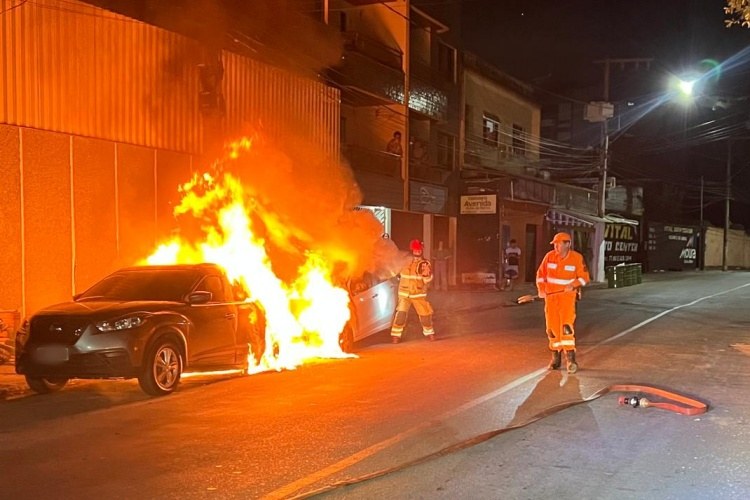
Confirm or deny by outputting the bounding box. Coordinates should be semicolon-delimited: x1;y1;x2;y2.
536;232;590;373
390;239;435;343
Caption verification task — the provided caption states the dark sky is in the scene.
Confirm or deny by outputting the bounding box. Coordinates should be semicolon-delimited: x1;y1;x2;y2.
462;0;750;89
462;0;750;229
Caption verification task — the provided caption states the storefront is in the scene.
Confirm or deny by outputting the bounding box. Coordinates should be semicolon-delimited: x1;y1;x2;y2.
545;208;607;282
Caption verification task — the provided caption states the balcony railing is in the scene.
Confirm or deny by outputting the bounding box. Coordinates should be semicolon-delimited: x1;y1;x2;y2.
342;144;402;178
328;32;404;105
342;31;402;70
553;184;598;215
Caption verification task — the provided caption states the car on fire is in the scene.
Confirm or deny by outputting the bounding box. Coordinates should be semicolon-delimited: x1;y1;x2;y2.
15;264;266;396
340;271;398;352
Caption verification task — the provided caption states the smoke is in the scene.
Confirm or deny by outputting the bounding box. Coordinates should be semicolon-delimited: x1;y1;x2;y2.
215;133;405;284
144;0;343;77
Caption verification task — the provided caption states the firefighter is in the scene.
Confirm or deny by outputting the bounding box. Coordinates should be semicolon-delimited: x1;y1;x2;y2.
390;239;435;343
536;232;590;373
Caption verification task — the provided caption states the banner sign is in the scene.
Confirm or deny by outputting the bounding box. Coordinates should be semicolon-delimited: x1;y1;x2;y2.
646;222;698;271
604;223;639;265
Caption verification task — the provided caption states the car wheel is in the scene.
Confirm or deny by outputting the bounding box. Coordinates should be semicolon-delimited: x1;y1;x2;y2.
339;322;355;353
25;375;68;394
138;338;183;396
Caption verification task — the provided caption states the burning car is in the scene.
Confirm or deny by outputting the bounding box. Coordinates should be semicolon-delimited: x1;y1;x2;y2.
340;271;398;352
15;264;265;396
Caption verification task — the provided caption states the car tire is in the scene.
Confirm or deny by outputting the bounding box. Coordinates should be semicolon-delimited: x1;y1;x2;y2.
339;322;355;353
138;338;183;396
25;375;68;394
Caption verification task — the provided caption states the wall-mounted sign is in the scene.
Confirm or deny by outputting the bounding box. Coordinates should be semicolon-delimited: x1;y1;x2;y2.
604;223;639;265
409;181;447;214
460;194;496;214
646;222;698;271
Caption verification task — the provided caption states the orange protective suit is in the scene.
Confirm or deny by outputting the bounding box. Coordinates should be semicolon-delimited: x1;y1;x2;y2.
535;248;590;352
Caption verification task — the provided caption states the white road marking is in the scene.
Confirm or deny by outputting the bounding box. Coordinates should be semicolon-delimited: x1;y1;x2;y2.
264;281;750;499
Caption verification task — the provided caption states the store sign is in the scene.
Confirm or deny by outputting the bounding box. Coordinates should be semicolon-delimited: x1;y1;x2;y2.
604;223;639;265
646;222;698;271
460;194;496;214
410;181;447;214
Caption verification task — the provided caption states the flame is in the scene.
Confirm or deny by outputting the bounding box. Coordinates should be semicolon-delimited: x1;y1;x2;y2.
144;137;355;372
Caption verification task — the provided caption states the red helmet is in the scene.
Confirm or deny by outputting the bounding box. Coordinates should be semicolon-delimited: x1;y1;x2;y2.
409;239;423;252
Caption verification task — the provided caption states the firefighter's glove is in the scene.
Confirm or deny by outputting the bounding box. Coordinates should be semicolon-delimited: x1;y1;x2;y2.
417;261;432;277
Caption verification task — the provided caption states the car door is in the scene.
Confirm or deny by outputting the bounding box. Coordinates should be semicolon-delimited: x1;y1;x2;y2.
187;275;237;367
351;272;397;342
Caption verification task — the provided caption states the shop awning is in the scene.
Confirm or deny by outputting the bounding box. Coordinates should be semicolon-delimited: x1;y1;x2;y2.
546;209;640;228
546;209;607;228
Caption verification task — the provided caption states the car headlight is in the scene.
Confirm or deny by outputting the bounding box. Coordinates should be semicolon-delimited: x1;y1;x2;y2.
95;315;146;332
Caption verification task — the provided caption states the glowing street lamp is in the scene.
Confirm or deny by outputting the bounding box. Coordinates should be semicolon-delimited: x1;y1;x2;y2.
677;78;696;97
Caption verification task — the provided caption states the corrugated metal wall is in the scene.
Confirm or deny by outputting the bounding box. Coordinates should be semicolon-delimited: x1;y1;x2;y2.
0;0;341;317
0;0;203;152
223;51;340;158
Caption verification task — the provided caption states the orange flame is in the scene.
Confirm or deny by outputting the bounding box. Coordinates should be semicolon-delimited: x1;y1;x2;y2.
144;137;354;372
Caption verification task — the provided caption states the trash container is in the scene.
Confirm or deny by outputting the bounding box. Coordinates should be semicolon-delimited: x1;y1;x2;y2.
606;266;623;288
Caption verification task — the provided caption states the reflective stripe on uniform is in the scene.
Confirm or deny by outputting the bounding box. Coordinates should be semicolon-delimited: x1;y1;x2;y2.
547;277;576;285
536;278;545;283
578;278;587;286
547;263;558;269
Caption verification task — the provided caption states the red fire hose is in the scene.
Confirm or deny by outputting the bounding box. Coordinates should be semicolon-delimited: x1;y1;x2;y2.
605;384;708;416
292;384;708;498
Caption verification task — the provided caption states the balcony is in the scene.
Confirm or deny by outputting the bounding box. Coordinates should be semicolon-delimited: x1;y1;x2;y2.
553;184;598;215
342;144;402;178
408;59;449;121
328;32;405;105
342;32;402;70
463;135;531;177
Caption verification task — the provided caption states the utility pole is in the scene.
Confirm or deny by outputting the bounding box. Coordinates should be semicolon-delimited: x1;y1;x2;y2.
699;176;704;270
592;58;654;218
723;140;731;271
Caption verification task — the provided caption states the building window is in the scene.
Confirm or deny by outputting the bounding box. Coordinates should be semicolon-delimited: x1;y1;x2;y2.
483;113;500;146
437;42;456;83
437;132;455;168
512;124;525;156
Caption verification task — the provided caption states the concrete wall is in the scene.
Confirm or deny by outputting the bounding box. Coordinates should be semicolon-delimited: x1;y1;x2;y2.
704;226;750;269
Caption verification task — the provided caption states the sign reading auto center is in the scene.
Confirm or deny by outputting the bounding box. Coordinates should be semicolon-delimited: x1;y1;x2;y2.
460;194;497;214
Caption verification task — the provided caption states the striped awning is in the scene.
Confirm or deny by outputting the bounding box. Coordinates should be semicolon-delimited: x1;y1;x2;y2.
546;209;606;228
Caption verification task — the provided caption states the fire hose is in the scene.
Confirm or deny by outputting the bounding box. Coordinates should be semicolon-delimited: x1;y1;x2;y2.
291;384;707;499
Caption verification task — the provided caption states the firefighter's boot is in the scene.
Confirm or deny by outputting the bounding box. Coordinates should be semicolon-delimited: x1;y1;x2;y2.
548;350;562;370
565;350;578;374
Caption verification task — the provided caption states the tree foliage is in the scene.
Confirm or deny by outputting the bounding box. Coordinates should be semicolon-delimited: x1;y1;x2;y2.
725;0;750;27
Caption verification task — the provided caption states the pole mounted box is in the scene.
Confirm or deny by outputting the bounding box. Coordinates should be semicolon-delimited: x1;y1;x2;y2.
585;101;614;122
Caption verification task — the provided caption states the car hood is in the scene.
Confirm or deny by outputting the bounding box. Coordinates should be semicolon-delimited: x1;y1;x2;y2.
32;300;184;318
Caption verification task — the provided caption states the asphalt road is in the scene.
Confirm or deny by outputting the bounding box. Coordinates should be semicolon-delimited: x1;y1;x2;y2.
1;271;749;499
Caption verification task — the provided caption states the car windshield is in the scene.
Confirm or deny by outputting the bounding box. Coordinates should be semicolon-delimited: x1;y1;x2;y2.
77;269;202;302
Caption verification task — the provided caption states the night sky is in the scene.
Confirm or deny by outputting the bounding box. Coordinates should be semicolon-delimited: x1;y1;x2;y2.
462;0;750;229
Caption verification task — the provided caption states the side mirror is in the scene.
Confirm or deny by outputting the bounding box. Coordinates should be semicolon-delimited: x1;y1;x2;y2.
187;291;212;305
